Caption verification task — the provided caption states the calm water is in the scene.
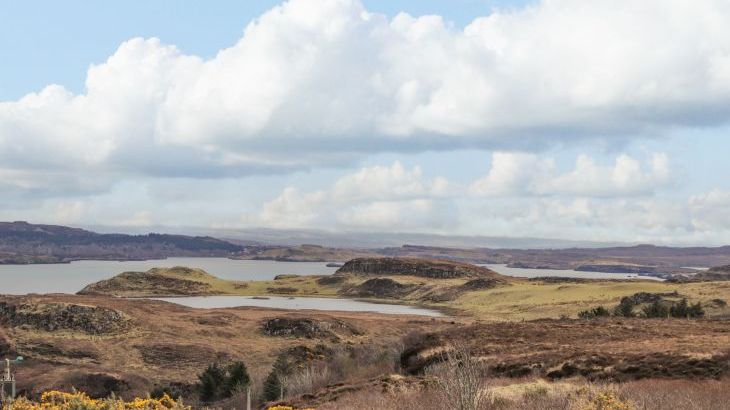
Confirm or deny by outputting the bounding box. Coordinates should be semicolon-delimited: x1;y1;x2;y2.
0;258;337;295
155;295;443;316
483;264;663;280
0;258;664;295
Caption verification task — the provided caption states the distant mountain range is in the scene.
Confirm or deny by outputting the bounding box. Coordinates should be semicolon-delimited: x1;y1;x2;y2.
3;222;730;276
0;221;244;264
87;224;626;249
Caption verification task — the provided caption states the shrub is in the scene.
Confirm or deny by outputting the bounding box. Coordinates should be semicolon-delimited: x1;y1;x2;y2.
576;390;634;410
425;343;487;410
670;298;705;318
614;298;635;317
9;391;188;410
578;306;611;319
642;300;669;318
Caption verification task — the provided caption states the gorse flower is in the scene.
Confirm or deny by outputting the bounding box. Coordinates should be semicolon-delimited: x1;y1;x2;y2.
5;391;189;410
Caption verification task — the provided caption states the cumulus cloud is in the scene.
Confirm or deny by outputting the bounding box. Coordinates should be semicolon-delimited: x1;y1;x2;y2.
330;161;453;202
251;161;455;230
3;0;730;184
470;152;672;197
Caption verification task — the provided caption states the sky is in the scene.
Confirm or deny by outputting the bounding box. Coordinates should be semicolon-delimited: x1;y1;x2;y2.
1;0;730;245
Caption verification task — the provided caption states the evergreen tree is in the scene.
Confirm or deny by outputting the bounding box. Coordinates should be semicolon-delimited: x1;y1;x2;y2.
224;361;251;396
198;363;226;402
263;369;283;402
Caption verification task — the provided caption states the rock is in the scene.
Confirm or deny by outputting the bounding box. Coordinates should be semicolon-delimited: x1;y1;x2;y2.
266;287;298;294
274;274;301;280
0;301;131;335
335;257;504;279
340;278;416;299
77;267;216;297
261;317;360;340
316;276;347;286
688;265;730;281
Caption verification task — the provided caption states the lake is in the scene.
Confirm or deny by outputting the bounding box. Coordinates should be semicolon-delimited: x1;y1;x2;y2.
155;295;444;316
482;264;664;280
0;257;338;295
0;258;661;295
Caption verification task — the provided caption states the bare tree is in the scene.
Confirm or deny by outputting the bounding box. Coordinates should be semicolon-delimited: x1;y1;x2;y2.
425;342;488;410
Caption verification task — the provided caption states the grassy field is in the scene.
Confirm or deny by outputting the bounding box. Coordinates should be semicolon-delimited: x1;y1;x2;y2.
142;267;730;320
447;279;730;320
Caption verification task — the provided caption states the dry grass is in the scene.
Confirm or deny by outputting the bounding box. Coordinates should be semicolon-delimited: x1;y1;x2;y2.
316;378;730;410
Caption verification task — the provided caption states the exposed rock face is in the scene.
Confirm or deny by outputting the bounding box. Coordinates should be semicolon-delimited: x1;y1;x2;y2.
675;265;730;282
0;301;131;334
335;257;503;279
316;276;347;286
261;317;360;340
709;265;730;273
77;267;215;297
340;278;416;299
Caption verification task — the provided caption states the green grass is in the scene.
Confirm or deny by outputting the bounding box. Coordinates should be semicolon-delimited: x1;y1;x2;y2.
146;267;730;320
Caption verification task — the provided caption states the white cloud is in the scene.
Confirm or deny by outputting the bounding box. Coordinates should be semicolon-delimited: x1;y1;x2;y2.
250;161;454;230
337;199;453;231
331;161;453;202
470;152;672;197
688;190;730;231
257;187;328;228
3;0;730;183
542;153;671;196
469;152;555;196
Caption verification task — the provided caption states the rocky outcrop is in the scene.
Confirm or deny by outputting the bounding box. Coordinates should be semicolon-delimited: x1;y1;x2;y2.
673;265;730;282
77;267;216;297
708;265;730;274
0;301;131;334
335;257;504;279
261;317;361;340
339;278;416;299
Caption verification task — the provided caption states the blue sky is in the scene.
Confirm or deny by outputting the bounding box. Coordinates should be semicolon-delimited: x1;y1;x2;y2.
1;0;729;245
0;0;533;100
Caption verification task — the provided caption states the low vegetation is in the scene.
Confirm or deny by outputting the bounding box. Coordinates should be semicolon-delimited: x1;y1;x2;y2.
579;293;705;319
197;361;251;402
7;391;189;410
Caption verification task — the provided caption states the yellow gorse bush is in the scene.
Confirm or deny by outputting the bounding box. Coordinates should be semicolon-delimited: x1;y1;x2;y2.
575;390;634;410
5;391;189;410
266;406;315;410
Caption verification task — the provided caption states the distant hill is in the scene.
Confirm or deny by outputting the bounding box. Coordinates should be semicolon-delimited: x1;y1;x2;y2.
0;221;244;264
234;244;379;262
335;257;505;280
